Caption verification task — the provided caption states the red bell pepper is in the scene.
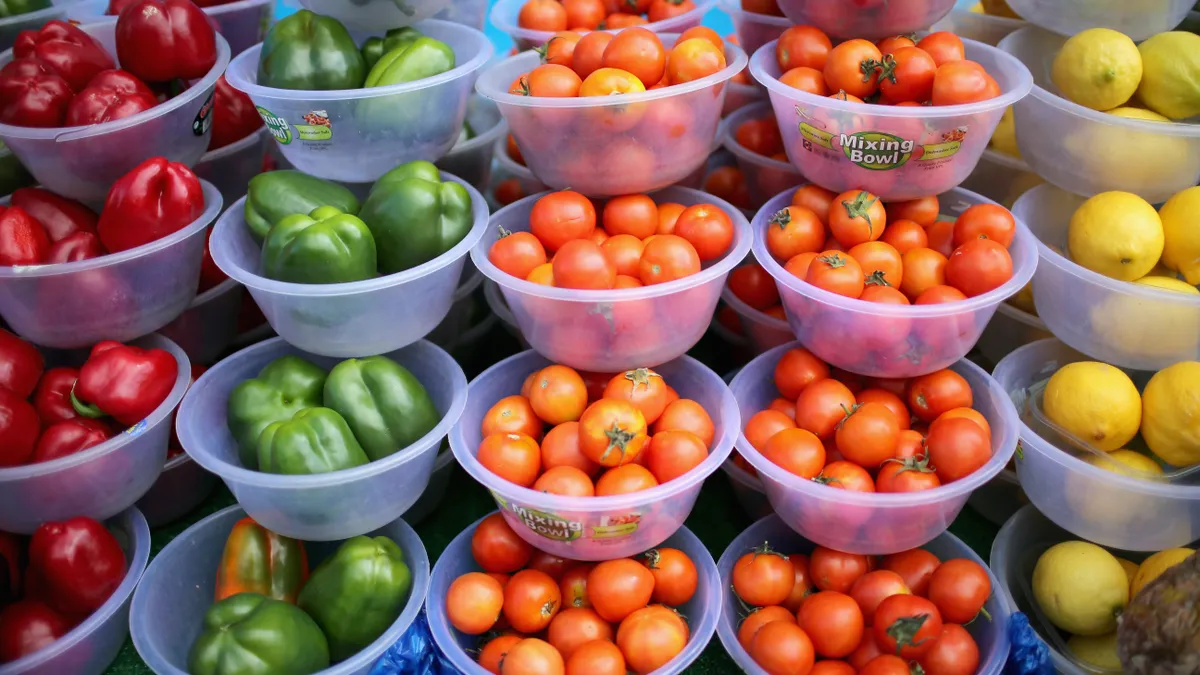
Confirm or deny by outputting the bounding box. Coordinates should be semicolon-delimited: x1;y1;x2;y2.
114;0;217;84
0;66;72;128
209;74;261;151
64;68;157;127
0;532;22;603
0;600;72;663
0;206;51;266
96;157;205;253
32;418;113;463
0;327;43;399
46;231;105;264
28;517;125;618
32;366;79;426
70;340;178;426
13;21;115;93
10;187;98;243
198;227;226;293
0;387;39;467
214;517;309;604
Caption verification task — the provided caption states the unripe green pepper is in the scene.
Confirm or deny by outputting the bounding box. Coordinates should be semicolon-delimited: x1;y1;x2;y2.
322;355;440;461
188;593;330;675
261;206;378;285
357;161;474;274
0;0;50;17
257;10;366;91
227;356;328;469
256;407;371;475
244;170;361;242
364;36;455;88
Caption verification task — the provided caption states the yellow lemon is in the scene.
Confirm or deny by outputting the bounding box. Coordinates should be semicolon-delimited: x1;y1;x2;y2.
1091;286;1200;359
1084;449;1164;477
1136;31;1200;120
1068;192;1164;281
1068;632;1121;669
1052;28;1142;111
981;0;1021;18
1116;557;1140;586
990;107;1020;157
1043;362;1141;452
1134;275;1200;295
1033;541;1129;635
1130;548;1196;597
1141;362;1200;467
1064;110;1200;189
1159;186;1200;285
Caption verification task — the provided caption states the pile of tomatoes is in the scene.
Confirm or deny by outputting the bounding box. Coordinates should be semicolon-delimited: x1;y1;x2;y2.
764;186;1018;303
446;513;700;674
731;540;992;675
516;0;700;32
488;189;735;290
477;364;718;497
772;26;1000;106
739;346;994;492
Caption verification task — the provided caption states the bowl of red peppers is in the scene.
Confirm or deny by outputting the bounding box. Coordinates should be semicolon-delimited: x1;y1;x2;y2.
68;0;275;57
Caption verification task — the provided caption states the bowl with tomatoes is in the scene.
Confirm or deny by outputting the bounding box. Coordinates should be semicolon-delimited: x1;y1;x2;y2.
721;261;795;356
448;350;739;560
494;133;549;197
1005;0;1192;41
475;29;748;198
722;102;804;209
751;185;1038;379
748;30;1032;202
720;0;790;56
474;186;751;372
931;6;1026;47
775;0;957;39
489;0;716;51
428;512;721;675
723;78;766;117
729;342;1020;555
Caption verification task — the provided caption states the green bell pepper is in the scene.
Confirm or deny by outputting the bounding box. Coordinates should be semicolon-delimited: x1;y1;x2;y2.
357;161;474;274
0;0;49;17
364;36;455;88
227;356;328;469
257;407;371;475
188;593;330;675
261;206;378;285
361;27;423;70
322;355;440;461
244;171;361;242
0;142;32;195
257;10;366;91
297;535;412;662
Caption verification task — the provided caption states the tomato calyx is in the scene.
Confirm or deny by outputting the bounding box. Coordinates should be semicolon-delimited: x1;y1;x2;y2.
881;454;935;475
496;225;514;239
600;421;639;463
643;548;664;569
817;252;849;269
534;38;558;64
623;367;662;392
841;190;880;230
885;614;935;653
769;208;793;230
540;599;559;617
876;54;900;84
835;402;861;430
512;75;531;96
865;270;891;287
747;541;789;563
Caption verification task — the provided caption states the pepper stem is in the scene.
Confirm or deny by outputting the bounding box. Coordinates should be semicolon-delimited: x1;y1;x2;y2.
70;384;107;419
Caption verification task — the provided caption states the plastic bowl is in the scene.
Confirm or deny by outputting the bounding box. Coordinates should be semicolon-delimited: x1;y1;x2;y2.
226;20;493;184
298;0;450;30
0;0;84;52
723;80;765;118
720;0;789;57
135;451;219;528
402;447;454;524
193;129;268;212
473;186;751;371
932;6;1027;46
719;265;793;356
476;35;748;198
492;134;546;196
435;95;506;191
722;102;802;209
0;508;149;675
424;263;483;349
489;0;717;50
211;173;488;358
449;349;738;560
68;0;271;56
721;459;774;521
1013;183;1200;371
998;27;1200;203
731;341;1020;554
1007;0;1193;41
0;24;230;203
130;504;430;675
483;279;529;348
752;186;1038;378
750;37;1033;202
993;338;1200;551
158;278;245;367
959;148;1044;209
433;0;487;30
776;0;956;39
966;469;1026;527
976;301;1050;368
719;514;1011;675
428;513;720;674
177;337;467;540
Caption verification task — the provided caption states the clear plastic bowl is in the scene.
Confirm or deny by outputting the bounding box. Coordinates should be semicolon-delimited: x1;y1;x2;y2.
931;6;1027;46
435;95;506;191
159;278;245;367
449;349;739;560
476;35;748;198
489;0;717;51
0;334;190;533
775;0;956;39
1012;183;1200;372
0;508;149;675
492;134;547;196
69;0;272;56
976;302;1050;368
0;0;83;52
966;469;1026;527
721;458;774;521
719;514;1011;675
193;129;268;213
135;451;219;528
998;27;1200;204
482;279;529;348
752;186;1038;379
719;274;793;356
298;0;451;30
402;448;454;524
428;513;720;674
424;263;483;349
210;174;488;358
433;0;486;30
473;186;751;372
720;0;789;58
750;37;1033;202
723;80;765;118
130;504;430;675
731;341;1020;554
0;23;230;204
1006;0;1193;41
708;307;753;359
447;310;497;356
176;336;467;541
226;20;493;184
722;102;802;209
993;339;1200;551
958;148;1044;210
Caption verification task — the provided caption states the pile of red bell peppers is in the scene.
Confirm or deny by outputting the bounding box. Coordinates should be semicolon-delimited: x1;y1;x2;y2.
0;517;126;663
0;328;179;468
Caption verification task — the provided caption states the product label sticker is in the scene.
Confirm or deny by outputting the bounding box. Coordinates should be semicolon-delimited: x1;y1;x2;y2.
793;106;966;171
123;420;147;437
192;92;214;137
295;110;333;142
493;493;584;542
591;513;641;539
257;106;293;145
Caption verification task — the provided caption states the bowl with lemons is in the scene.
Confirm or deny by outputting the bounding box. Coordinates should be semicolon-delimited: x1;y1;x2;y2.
1005;0;1193;42
992;505;1197;675
997;25;1200;203
994;338;1200;552
933;0;1027;46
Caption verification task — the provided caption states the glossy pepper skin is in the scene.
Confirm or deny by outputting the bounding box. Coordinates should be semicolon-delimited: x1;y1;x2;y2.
32;418;113;463
243;170;360;243
46;231;105;263
214;518;309;604
256;10;366;91
0;327;43;398
256;407;370;475
358;161;473;274
260;206;377;285
13;21;114;92
114;0;218;83
64;68;157;126
0;62;72;127
0;205;50;265
10;187;98;243
96;157;206;253
29;517;125;618
323;355;439;461
210;74;262;151
0;0;50;18
0;600;72;664
188;593;330;675
297;535;412;661
71;340;179;427
0;387;39;467
364;36;455;88
32;366;79;426
226;355;327;468
360;27;422;71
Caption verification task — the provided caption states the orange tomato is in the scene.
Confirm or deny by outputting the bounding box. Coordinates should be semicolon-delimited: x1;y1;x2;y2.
579;67;647;96
776;24;833;71
645;429;709;482
490;231;548;281
482;394;545;441
524;63;583;97
656;202;686;234
674;203;735;261
653;398;715;447
563;0;606;29
795;378;856;440
876;34;916;56
478;432;542;487
647;0;696;21
914;284;967;304
553;239;617;289
578;398;649;466
529;364;589;425
603;194;658;239
885;195;939;226
600;234;646;277
774;346;830;399
791;184;836;224
573;31;614;79
678;25;724;51
848;241;903;289
542;420;600;474
596;463;659;495
744;409;797;451
823;39;882;98
531;190;596;253
784;251;818;280
534;465;596;496
899;247;948;300
542;31;583;68
879;218;929;253
666;38;727;85
916;32;965;67
601;27;667;88
932;60;1000;105
779;66;830;95
806;250;865;298
763;427;826;478
639;234;701;285
518;0;568;31
603;367;670;424
829;190;886;248
527;262;555;286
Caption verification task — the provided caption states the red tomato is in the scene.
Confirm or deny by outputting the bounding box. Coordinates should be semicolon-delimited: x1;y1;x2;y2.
733;545;797;606
952;203;1016;248
533;465;595;496
478;432;541;487
639;234;701;284
603;194;659;239
748;621;816;675
849;241;904;289
547;607;613;660
678;25;724;51
763;427;826;479
945;238;1013;297
816;460;876;492
542;421;600;474
856;388;911;430
728;264;781;310
587;558;654;622
792;185;836;224
824;39;882;98
849;570;911;624
573;32;614;79
736;117;785;156
529;365;588;425
579;399;648;466
643;547;699;606
523;63;584;97
907;370;973;423
830;190;887;248
873;594;944;658
657;202;686;234
881;219;930;253
928;559;992;624
918;624;980;675
809;547;872;593
531;191;596;253
882;549;942;597
806;251;865;298
645;429;708;483
601;27;666;87
798;590;865;658
774;346;830;400
675;203;735;261
482;394;544;441
744;409;797;452
783;553;814;612
766;205;826;263
876;457;942;492
600;234;646;278
795;378;856;440
738;605;796;648
560;563;594;608
915;285;968;304
446;573;504;635
878;46;936;104
704;166;751;209
926;416;992;483
780;66;831;95
617;605;690;674
860;654;916;675
478;634;522;674
595;463;658;495
835;402;900;469
490;231;548;280
899;248;948;301
876;35;916;56
648;0;697;21
885;196;939;227
499;638;563;675
565;639;625;675
504;569;563;633
776;24;833;71
916;32;965;66
654;399;715;447
543;31;583;68
932;60;1000;105
519;0;568;31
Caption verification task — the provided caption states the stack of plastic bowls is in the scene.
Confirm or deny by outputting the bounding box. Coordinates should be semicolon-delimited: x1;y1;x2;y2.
67;0;272;56
932;1;1027;46
1006;0;1193;41
775;0;957;38
722;102;802;209
720;0;789;56
193;129;270;211
489;0;716;50
435;95;507;191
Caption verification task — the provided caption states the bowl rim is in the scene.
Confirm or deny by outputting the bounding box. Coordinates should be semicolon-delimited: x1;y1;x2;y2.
489;0;719;43
490;134;539;185
444;97;508;159
198;127;268;165
719;273;790;332
722;100;802;175
947;4;1027;29
718;0;791;26
994;299;1047;331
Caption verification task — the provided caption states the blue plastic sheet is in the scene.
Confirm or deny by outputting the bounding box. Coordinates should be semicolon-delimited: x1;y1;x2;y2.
370;609;465;675
1005;612;1055;675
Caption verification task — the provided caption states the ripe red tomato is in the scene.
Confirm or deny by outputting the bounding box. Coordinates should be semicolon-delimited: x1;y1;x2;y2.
643;547;698;606
482;395;544;441
533;465;596;496
601;27;666;87
849;241;904;289
816;460;876;492
648;0;697;21
774;346;830;399
543;31;583;68
792;185;836;224
678;25;724;50
766;205;825;263
446;572;504;634
553;239;617;290
885;196;939;227
860;654;916;675
876;458;942;492
932;60;1001;105
565;639;625;675
595;463;658;495
478;634;522;673
523;63;584;97
603;367;669;424
499;638;564;675
849;570;911;624
881;549;942;597
780;66;831;95
876;35;916;56
587;558;655;622
743;409;797;452
675;204;735;261
519;0;568;30
738;605;796;648
478;432;541;487
733;546;797;607
531;191;596;253
918;624;980;675
938;407;991;438
547;607;613;660
657;202;686;234
763;427;827;479
645;429;708;483
806;251;865;298
490;231;548;281
560;563;594;608
824;39;882;98
640;234;701;285
654;399;715;447
916;32;965;66
573;32;615;79
835;402;900;469
795;378;856;440
471;513;532;573
728;264;781;310
542;421;599;474
504;569;563;633
873;594;944;659
915;285;968;304
783;553;814;612
878;47;936;104
952;204;1016;248
907;370;973;423
899;247;949;300
776;24;832;71
829;190;886;248
616;605;690;673
666;37;727;85
736;117;785;156
809;547;872;593
704;166;751;209
797;590;865;658
881;219;930;253
579;399;648;466
600;234;646;278
927;559;992;624
603;194;659;239
926;416;992;483
946;238;1013;297
813;661;857;675
748;621;816;675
